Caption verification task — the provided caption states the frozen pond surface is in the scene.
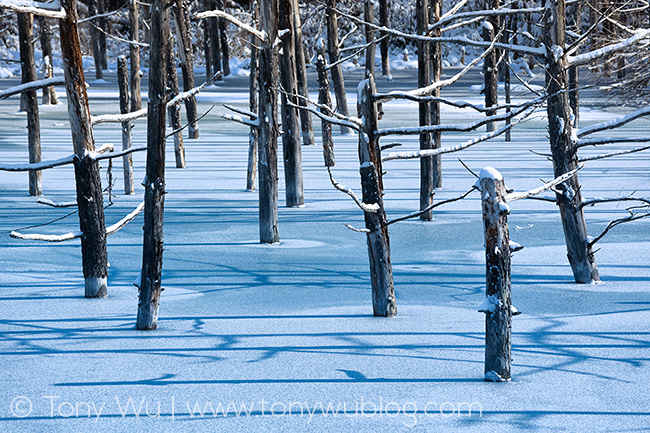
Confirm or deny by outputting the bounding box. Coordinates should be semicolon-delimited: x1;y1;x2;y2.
0;66;649;431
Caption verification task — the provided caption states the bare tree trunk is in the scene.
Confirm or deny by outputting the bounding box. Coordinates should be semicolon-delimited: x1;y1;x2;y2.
258;0;280;243
544;0;599;283
417;0;433;221
203;11;212;81
430;0;442;188
482;16;498;132
164;28;186;168
247;27;259;190
317;41;335;167
209;0;223;80
129;0;142;111
479;168;512;382
363;0;375;77
279;0;304;207
88;0;103;80
137;0;170;330
59;0;108;297
38;17;57;105
291;0;315;146
504;15;511;142
97;0;108;70
172;0;199;138
358;75;396;317
568;1;580;127
379;0;391;78
216;0;231;76
326;0;351;134
117;56;134;194
18;12;41;197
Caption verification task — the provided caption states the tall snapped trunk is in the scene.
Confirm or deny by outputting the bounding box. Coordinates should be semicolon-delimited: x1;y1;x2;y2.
326;0;351;134
379;0;391;78
430;0;442;188
172;0;199;138
129;0;142;111
417;0;433;220
291;0;315;146
38;17;57;104
544;0;599;283
117;56;134;194
137;0;170;330
59;0;108;297
164;25;186;169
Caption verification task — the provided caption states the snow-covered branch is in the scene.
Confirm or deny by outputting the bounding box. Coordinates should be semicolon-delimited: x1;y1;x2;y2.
106;201;145;236
382;107;536;162
286;99;360;132
36;197;77;208
222;113;259;127
577;106;650;138
0;0;65;18
588;209;650;247
578;144;650;162
577;137;650;148
505;164;583;203
387;189;474;225
91;108;147;125
195;9;266;41
223;104;258;120
327;167;379;213
0;77;65;99
568;28;650;66
581;196;650;209
0;154;75;171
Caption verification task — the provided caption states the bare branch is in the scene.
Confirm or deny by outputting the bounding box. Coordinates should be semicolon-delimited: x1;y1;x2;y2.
505;164;583;203
577;137;650;148
588;210;650;247
106;201;145;236
387;189;475;225
569;29;650;67
327;167;379;213
223;104;258;120
0;77;65;99
579;145;650;162
344;223;370;233
577;106;650;138
195;9;266;41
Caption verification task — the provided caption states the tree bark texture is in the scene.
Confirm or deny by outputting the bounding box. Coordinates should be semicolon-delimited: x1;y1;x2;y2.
137;0;170;330
18;12;41;197
172;0;199;138
117;56;134;194
88;0;103;80
59;0;108;297
278;0;304;207
430;0;442;188
364;0;375;77
38;17;57;104
379;0;391;78
216;0;231;76
417;0;433;220
358;76;396;317
209;0;223;80
326;0;351;134
97;0;108;70
317;42;335;167
482;17;498;132
291;0;315;146
164;23;186;169
258;0;280;243
129;0;142;111
544;0;599;283
479;170;512;381
247;30;259;190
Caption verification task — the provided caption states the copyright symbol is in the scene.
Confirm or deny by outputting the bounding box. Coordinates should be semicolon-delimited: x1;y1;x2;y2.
11;396;32;418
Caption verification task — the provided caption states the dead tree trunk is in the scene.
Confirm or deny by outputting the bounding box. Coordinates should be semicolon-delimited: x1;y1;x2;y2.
164;31;186;168
544;0;599;283
364;0;375;77
203;11;212;81
479;167;512;382
417;0;433;220
172;0;199;138
326;0;351;134
482;18;498;132
378;0;391;78
137;0;170;330
117;56;134;194
209;0;223;80
317;41;335;167
97;0;108;70
59;0;108;297
216;0;231;76
291;0;315;146
129;0;142;111
279;0;304;207
258;0;280;243
568;1;580;127
18;12;41;197
38;17;57;105
88;0;103;80
358;75;396;317
504;15;511;142
430;0;442;188
247;28;259;190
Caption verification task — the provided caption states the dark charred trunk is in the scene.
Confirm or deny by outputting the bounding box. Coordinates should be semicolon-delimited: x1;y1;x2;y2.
209;0;223;80
430;0;442;188
417;0;433;220
317;42;335;167
88;0;103;80
379;0;391;78
129;0;142;111
247;23;259;190
38;17;57;105
164;26;186;169
364;0;375;77
137;0;170;330
258;0;280;243
326;0;351;134
291;0;315;146
216;0;231;76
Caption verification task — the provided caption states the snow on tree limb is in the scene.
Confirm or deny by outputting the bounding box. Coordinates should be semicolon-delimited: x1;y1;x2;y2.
0;154;75;171
568;28;650;66
505;164;583;203
286;99;360;132
577;136;650;148
91;108;148;125
222;113;259;127
0;0;65;18
105;201;145;236
327;167;379;213
36;197;77;207
578;144;650;162
577;106;650;138
195;9;266;41
0;77;65;99
387;188;475;225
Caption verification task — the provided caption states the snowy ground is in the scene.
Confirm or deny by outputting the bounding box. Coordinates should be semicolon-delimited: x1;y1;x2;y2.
1;65;650;432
